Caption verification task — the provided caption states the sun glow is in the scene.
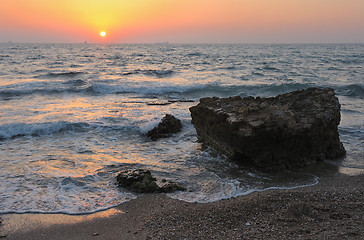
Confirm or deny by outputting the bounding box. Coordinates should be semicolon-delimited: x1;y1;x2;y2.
0;0;363;43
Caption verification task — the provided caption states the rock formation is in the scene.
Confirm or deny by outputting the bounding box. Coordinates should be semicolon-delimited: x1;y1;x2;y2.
147;114;182;140
189;88;346;171
116;169;185;193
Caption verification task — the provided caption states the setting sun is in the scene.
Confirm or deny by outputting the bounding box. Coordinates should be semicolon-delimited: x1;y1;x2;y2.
100;31;106;37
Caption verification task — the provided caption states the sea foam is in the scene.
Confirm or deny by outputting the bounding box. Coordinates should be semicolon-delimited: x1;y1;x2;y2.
0;121;90;140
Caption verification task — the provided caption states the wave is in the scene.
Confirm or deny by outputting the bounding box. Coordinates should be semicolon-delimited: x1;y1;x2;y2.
336;58;364;65
185;83;364;99
26;55;46;60
0;171;136;215
339;126;364;140
170;176;319;203
0;87;84;99
0;121;91;140
122;69;175;78
2;81;363;100
87;83;203;95
0;121;139;141
335;84;364;98
184;83;316;98
0;82;200;99
254;64;281;72
63;79;88;86
35;71;84;79
186;52;205;57
149;69;174;77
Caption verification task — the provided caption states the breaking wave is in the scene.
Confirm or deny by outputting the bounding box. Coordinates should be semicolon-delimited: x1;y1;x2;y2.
0;121;91;140
3;82;363;100
184;83;317;98
0;121;139;140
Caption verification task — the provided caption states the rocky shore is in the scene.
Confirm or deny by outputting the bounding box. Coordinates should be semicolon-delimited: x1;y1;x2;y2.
1;166;363;240
0;88;361;239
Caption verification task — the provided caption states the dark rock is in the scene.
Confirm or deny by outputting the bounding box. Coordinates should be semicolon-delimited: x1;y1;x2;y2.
146;99;194;106
146;102;173;106
146;114;182;140
189;88;346;171
168;99;195;103
159;180;186;193
117;169;160;193
116;169;185;193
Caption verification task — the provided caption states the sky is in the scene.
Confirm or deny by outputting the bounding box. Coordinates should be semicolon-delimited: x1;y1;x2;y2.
1;0;364;43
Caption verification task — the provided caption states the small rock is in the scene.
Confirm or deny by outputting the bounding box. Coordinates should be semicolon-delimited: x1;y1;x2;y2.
116;169;160;193
159;181;186;193
146;114;182;140
116;169;185;193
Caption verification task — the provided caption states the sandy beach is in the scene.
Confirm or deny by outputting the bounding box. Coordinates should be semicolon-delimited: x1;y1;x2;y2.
1;163;363;240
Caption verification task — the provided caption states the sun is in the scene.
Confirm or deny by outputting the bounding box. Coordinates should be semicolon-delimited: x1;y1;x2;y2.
100;31;106;37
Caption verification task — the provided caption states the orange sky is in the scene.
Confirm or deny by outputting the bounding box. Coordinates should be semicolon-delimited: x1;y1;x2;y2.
1;0;363;43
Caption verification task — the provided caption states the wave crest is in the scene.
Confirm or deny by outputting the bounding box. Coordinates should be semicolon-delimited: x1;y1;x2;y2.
35;71;84;79
0;121;90;140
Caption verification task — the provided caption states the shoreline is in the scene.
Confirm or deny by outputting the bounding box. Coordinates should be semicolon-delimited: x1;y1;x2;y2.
1;164;363;239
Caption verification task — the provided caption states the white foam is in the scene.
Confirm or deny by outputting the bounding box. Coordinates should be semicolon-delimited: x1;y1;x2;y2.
168;174;319;204
138;119;160;134
0;121;93;140
0;174;137;215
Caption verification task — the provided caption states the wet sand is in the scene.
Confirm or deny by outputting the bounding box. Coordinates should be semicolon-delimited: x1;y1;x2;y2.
1;164;363;240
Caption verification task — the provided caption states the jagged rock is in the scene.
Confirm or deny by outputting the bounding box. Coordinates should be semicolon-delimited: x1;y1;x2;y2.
189;88;346;171
147;114;182;140
116;169;185;193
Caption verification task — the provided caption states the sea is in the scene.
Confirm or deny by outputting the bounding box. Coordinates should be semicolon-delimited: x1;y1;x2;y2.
0;43;363;214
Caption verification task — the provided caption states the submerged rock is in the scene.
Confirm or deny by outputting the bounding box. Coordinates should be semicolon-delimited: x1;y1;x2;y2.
189;88;346;171
116;169;185;193
146;114;182;141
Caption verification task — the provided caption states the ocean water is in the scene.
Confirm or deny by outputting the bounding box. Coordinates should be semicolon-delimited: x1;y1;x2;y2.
0;43;363;214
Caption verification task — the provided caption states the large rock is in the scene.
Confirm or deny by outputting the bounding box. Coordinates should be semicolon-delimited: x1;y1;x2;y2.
147;114;182;141
189;88;346;171
116;169;185;193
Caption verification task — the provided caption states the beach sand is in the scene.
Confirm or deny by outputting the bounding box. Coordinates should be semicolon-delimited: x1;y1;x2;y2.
1;163;363;240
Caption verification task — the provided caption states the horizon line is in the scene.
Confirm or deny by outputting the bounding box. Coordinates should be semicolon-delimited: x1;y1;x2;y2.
2;41;364;45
